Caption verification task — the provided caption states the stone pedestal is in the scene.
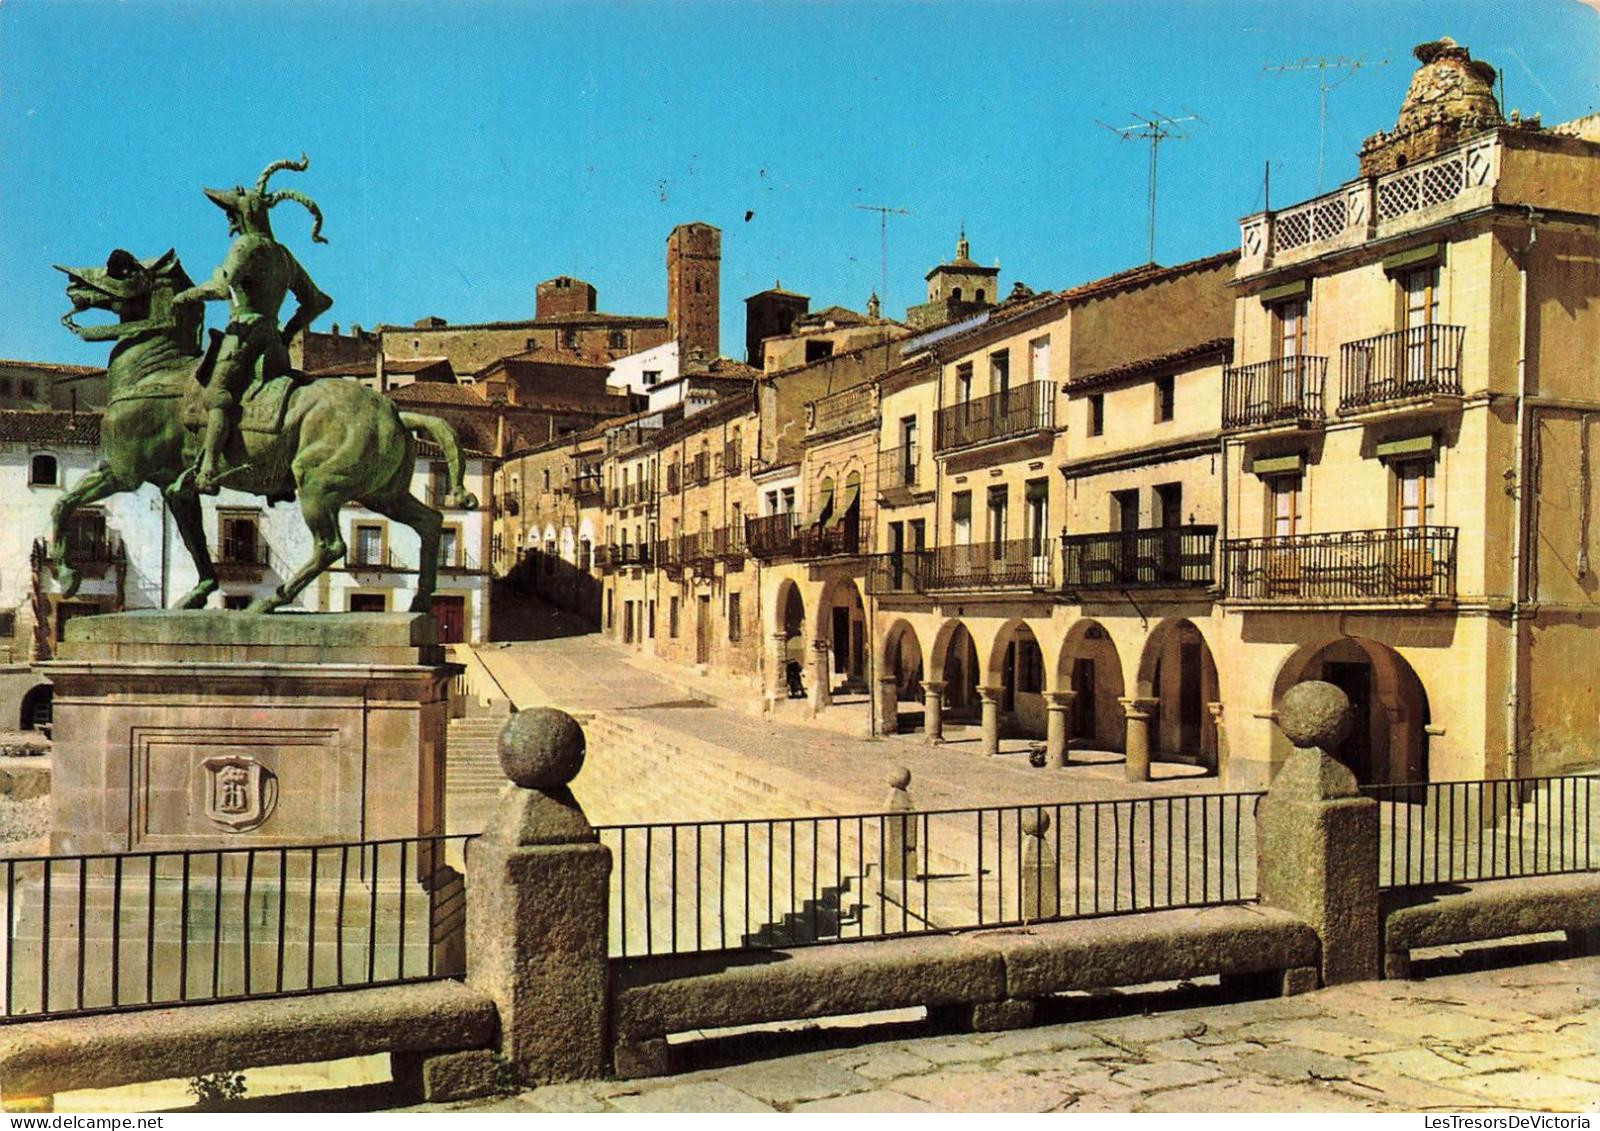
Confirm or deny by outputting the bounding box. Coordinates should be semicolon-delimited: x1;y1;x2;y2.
920;680;946;744
1044;690;1076;768
40;611;453;854
770;633;792;706
978;686;1002;757
1120;696;1158;782
1257;681;1380;986
876;677;900;736
809;640;832;714
882;767;918;883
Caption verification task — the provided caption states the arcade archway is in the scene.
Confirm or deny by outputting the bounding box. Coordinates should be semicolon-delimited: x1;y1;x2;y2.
1273;637;1431;785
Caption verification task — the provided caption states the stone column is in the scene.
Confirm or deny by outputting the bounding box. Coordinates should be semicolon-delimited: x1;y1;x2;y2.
921;679;947;744
979;686;1003;757
810;639;833;713
1207;701;1227;781
770;633;791;705
1120;696;1158;781
882;767;918;883
1044;690;1077;768
1020;808;1060;920
467;709;611;1084
1257;681;1380;987
876;677;901;736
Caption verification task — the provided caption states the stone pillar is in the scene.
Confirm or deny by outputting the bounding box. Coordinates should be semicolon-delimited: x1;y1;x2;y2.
875;677;899;736
921;679;946;744
771;633;792;705
810;639;833;713
1120;696;1157;782
1044;690;1077;768
978;686;1003;757
1207;701;1227;781
467;709;611;1084
882;767;918;883
1256;681;1380;987
1020;809;1060;920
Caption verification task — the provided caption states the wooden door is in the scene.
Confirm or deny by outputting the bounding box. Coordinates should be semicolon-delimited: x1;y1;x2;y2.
431;594;465;644
696;595;712;664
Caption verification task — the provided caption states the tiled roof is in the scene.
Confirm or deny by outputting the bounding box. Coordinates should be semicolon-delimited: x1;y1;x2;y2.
384;356;454;374
0;409;102;446
377;312;666;333
387;382;489;406
496;348;612;371
1069;338;1234;388
0;360;104;376
305;361;372;378
415;436;494;461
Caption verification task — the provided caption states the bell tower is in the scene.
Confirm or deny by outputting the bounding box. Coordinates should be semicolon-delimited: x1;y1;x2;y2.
667;222;721;361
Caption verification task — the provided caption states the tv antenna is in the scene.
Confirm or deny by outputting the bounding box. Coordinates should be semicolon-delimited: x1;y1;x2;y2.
1263;56;1388;191
1096;111;1202;264
854;203;911;311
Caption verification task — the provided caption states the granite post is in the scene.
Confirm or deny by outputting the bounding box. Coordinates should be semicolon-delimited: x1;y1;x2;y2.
978;686;1002;757
1120;696;1157;782
1044;690;1076;768
1256;680;1381;986
876;677;900;736
882;767;918;883
1020;808;1060;920
467;709;611;1084
810;639;833;714
921;679;946;744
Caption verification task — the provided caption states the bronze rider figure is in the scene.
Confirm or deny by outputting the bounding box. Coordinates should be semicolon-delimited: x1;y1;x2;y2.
171;154;331;495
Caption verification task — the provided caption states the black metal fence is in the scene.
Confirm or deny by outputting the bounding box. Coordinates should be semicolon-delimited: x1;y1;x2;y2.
0;834;472;1023
1061;526;1216;590
877;444;920;494
1222;356;1326;430
1339;324;1465;413
926;538;1053;591
1367;775;1599;890
866;550;929;595
1224;525;1457;602
934;382;1055;452
598;793;1261;958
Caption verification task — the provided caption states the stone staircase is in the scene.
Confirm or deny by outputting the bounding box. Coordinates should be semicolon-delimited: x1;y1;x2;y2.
444;714;511;836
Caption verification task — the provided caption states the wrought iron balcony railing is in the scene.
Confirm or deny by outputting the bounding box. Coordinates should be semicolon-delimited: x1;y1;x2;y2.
682;531;716;569
1222;356;1327;430
934;381;1055;453
1339;324;1465;413
348;547;402;571
713;525;745;559
573;474;604;503
925;538;1054;592
746;512;800;560
866;550;929;595
615;543;652;568
1223;525;1457;603
795;511;860;560
876;444;921;496
438;550;484;574
1060;525;1216;590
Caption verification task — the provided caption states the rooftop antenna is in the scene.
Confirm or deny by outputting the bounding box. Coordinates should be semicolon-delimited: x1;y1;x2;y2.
1262;56;1388;191
1096;110;1203;264
854;203;911;312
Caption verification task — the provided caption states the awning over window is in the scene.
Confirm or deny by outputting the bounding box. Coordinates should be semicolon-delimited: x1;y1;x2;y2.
1375;433;1438;461
827;474;860;529
1251;452;1304;476
1257;277;1311;305
1381;243;1445;276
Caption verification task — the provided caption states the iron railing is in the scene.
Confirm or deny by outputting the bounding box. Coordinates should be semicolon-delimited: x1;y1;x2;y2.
1339;324;1465;412
746;513;800;559
1061;526;1216;590
1366;775;1598;890
795;512;861;560
713;525;746;559
876;445;921;496
598;793;1260;958
437;550;483;574
682;532;716;569
348;547;402;571
1222;356;1327;430
866;550;929;596
934;381;1055;453
926;538;1054;591
573;474;604;503
1224;525;1457;602
0;834;471;1023
615;543;652;568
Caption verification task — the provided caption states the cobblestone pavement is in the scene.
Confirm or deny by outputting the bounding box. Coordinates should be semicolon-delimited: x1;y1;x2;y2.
424;953;1600;1113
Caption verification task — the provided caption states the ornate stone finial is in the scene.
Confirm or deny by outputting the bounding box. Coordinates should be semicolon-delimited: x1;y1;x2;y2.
887;765;911;790
956;224;970;262
498;707;586;789
866;292;881;319
1021;808;1051;838
1277;680;1353;751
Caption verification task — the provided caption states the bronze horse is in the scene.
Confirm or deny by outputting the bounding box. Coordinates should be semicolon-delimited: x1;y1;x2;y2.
53;248;478;613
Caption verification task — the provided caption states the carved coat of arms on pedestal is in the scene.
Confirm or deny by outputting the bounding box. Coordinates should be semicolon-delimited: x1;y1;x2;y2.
201;754;279;832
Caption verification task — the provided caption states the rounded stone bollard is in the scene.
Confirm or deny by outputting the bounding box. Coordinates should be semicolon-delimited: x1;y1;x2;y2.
1277;680;1354;752
1020;808;1059;920
498;707;587;789
883;767;917;883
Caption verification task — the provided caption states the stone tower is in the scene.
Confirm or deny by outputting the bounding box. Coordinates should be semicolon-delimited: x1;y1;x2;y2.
905;228;1001;330
1358;38;1505;177
743;283;809;367
667;222;721;361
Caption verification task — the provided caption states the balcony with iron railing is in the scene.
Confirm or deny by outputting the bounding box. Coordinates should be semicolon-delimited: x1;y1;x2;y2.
216;534;270;581
438;550;484;575
682;531;716;569
573;474;604;503
497;493;520;517
615;542;652;569
1339;324;1465;414
934;382;1055;454
1223;525;1457;604
795;511;861;560
866;549;929;596
58;528;124;578
348;546;403;572
746;512;800;560
925;538;1054;592
876;444;922;502
807;384;878;438
685;453;711;488
1222;356;1327;431
1060;525;1216;591
713;525;745;560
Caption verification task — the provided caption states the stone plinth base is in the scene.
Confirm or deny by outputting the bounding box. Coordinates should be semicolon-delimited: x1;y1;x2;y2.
41;611;454;855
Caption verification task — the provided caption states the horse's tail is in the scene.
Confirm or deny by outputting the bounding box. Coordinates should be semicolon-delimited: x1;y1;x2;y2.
399;412;479;510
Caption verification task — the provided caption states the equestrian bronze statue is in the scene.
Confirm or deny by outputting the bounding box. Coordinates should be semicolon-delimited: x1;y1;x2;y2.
50;156;478;614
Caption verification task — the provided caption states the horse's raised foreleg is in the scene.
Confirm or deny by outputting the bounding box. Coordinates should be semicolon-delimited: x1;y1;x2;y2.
49;462;127;598
248;489;344;614
165;489;220;609
361;491;442;613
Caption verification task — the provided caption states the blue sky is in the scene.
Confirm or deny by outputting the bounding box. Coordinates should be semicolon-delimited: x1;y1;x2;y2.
2;0;1595;364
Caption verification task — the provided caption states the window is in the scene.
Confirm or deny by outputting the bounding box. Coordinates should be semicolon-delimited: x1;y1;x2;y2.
350;593;387;612
990;349;1010;395
1268;475;1303;539
952;490;972;545
1394;460;1435;529
766;489;779;514
952;287;963;302
987;485;1009;550
1154;483;1183;528
579;538;592;570
1029;336;1051;381
728;592;742;642
1401;266;1439;331
220;513;262;565
956;362;973;403
609;329;626;350
28;453;58;487
781;487;795;513
439;527;459;568
805;339;834;363
1274;298;1308;360
63;510;106;559
908;518;926;551
669;596;680;638
1025;479;1049;556
975;289;985;304
1087;395;1105;437
223;594;252;611
354;523;384;566
643;370;661;388
19;380;38;399
562;327;579;349
1155;375;1175;422
0;378;11;397
542;468;551;492
1112;488;1140;532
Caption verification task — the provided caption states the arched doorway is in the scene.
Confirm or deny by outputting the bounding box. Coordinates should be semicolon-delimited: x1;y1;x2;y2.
19;683;52;733
777;580;807;677
989;620;1046;740
816;578;867;699
1056;620;1126;750
935;622;981;723
1136;618;1221;773
880;620;925;733
1274;637;1431;785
